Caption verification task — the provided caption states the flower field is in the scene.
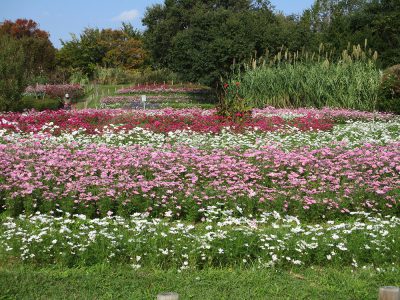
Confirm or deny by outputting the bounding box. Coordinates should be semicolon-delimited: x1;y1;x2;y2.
0;107;399;270
24;84;84;99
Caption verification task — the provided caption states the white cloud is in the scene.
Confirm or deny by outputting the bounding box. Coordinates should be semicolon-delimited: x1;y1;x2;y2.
112;9;139;22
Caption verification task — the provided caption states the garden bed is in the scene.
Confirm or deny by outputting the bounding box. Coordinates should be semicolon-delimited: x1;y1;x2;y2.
0;107;399;273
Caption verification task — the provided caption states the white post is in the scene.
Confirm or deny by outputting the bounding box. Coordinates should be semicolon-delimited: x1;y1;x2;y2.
141;95;147;110
157;292;179;300
379;287;400;300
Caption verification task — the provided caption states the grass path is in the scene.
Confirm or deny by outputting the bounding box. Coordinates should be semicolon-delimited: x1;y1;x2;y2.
1;264;399;299
75;84;126;109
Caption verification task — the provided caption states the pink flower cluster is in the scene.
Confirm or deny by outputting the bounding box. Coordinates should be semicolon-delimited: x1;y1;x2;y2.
1;142;398;217
117;84;209;94
0;109;333;134
25;84;84;99
253;107;395;121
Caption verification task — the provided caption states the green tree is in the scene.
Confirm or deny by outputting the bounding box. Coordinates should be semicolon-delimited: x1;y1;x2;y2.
0;19;56;81
143;0;276;85
348;0;400;67
57;28;104;76
57;25;147;77
142;0;326;86
0;36;26;111
103;38;147;69
302;0;400;68
121;22;143;39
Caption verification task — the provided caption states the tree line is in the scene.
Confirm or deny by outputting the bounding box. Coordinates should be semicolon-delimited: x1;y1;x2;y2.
0;0;399;95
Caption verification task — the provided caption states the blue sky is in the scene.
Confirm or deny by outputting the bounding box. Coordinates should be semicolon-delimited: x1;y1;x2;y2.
1;0;314;48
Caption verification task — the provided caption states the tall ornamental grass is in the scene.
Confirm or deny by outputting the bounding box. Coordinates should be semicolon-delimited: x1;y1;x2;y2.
225;44;382;111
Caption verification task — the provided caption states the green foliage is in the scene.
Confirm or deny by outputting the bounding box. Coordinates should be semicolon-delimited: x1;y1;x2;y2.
19;37;56;79
93;66;133;85
45;66;73;84
57;29;104;76
0;36;26;111
141;0;399;86
102;38;147;69
69;70;90;85
18;96;62;111
143;0;291;86
378;64;400;114
27;74;49;85
220;45;381;111
57;25;148;77
131;68;180;85
349;0;400;68
93;67;180;86
0;19;56;81
218;82;253;118
304;0;400;69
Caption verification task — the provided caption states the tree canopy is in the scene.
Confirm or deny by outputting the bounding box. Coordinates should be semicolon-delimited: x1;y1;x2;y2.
143;0;285;85
0;35;26;111
142;0;399;85
2;0;399;87
57;23;148;76
0;19;56;80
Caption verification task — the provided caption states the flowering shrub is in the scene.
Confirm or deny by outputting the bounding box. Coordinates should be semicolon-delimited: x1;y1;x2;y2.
24;84;84;100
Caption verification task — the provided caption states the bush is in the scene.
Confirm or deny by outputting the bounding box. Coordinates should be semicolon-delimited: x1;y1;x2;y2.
93;67;133;85
378;64;400;114
18;96;62;111
93;67;180;85
70;70;89;85
0;36;26;111
48;66;74;84
133;68;180;85
217;82;253;118
27;74;49;85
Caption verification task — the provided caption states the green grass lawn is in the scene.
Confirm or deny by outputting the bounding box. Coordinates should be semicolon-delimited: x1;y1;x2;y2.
1;264;399;299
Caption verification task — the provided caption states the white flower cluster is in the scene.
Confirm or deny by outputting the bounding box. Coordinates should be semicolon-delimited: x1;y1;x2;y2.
1;208;399;270
1;120;399;151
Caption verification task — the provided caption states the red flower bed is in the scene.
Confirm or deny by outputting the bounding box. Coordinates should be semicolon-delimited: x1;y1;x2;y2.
0;109;333;135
